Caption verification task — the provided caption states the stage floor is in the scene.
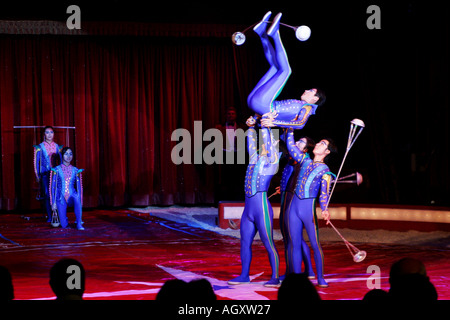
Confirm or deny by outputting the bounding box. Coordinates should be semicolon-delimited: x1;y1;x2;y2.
0;209;448;300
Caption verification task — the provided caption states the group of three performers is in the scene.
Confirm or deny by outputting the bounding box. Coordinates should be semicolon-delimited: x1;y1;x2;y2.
228;12;337;288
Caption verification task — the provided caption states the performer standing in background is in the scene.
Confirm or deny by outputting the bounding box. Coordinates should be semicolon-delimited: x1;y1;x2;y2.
248;11;326;130
33;126;63;222
50;147;85;230
228;116;281;287
283;128;336;287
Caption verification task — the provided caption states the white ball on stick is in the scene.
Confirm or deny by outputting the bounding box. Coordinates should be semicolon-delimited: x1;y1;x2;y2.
295;25;311;41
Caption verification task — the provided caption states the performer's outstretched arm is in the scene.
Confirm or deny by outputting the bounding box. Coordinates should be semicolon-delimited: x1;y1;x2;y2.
264;104;317;129
285;128;308;164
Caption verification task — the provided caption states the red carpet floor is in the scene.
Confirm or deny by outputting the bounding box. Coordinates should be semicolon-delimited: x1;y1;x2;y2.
0;209;448;300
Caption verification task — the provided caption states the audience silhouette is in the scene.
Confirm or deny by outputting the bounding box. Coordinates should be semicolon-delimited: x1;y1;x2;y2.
0;265;14;301
157;278;217;302
388;257;438;301
49;258;85;300
363;257;438;302
278;273;321;302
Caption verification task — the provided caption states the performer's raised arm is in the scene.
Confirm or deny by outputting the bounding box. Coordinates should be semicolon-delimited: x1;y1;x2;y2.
285;128;308;164
246;117;258;162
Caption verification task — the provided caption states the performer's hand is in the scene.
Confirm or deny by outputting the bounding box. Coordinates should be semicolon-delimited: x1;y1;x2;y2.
275;186;281;195
322;210;330;224
261;118;275;128
262;111;278;120
246;116;256;127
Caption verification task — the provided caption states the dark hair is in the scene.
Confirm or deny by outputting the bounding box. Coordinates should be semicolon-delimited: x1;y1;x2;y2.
43;126;54;138
323;138;337;163
61;147;73;157
278;273;321;302
314;87;326;106
301;136;316;159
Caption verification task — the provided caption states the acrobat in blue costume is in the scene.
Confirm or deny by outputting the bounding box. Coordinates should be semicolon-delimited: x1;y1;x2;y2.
228;120;281;287
284;128;334;287
247;11;320;128
50;148;85;230
278;133;315;279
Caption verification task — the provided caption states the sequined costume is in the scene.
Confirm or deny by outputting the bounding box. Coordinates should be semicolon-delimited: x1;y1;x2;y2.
278;133;314;279
33;141;63;221
283;129;334;287
228;126;281;287
49;164;84;229
247;12;318;128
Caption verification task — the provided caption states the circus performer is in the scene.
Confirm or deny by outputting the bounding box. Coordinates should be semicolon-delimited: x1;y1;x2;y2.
247;11;326;130
228;116;281;287
278;131;316;279
50;147;85;230
33;126;63;222
283;128;336;287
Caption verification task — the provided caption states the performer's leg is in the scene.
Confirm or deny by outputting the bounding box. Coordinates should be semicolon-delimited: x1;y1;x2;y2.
40;173;52;222
254;192;280;286
56;200;69;228
279;192;287;278
228;204;256;284
72;196;84;230
286;197;304;274
301;237;315;278
280;191;294;277
301;200;328;287
247;13;291;116
247;12;277;108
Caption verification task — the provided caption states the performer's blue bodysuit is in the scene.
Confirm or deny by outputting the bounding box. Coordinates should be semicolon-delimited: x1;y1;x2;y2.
33;142;63;221
50;164;84;230
247;12;318;128
228;126;281;287
279;141;314;279
284;129;333;287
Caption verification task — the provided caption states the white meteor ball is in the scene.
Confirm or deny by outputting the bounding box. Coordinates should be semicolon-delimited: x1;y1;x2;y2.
295;25;311;41
231;32;246;45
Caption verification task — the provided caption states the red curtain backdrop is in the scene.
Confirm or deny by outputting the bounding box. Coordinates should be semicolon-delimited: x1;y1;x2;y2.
0;32;261;210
